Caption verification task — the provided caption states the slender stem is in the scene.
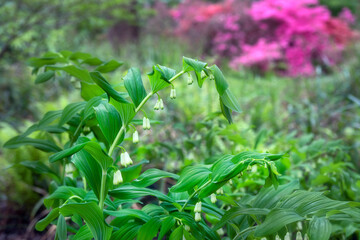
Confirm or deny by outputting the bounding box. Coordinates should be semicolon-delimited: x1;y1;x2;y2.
98;169;107;210
169;70;185;83
108;125;125;157
180;180;211;212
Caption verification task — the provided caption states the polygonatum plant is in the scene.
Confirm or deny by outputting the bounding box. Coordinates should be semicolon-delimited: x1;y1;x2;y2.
4;51;360;240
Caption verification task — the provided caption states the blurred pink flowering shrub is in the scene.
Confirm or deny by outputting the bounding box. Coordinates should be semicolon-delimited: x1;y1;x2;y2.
170;0;357;77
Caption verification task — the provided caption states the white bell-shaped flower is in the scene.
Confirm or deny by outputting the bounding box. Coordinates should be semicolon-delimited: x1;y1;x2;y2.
133;130;139;143
194;202;202;213
113;170;123;185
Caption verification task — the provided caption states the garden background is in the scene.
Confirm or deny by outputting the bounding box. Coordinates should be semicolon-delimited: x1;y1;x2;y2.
0;0;360;239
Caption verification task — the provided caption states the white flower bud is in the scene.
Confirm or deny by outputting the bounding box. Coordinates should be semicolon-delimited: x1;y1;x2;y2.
113;170;123;185
229;179;233;185
216;188;224;195
120;153;126;167
284;232;291;240
146;118;151;130
133;131;139;143
65;163;75;173
184;225;190;231
159;99;164;110
142;117;147;130
187;73;193;85
194;212;201;222
122;152;133;167
260;238;267;240
297;222;303;230
170;89;176;99
209;74;215;81
154;100;160;110
275;235;281;240
201;71;206;79
211;193;217;204
194;202;202;213
296;232;303;240
303;234;309;240
216;228;224;236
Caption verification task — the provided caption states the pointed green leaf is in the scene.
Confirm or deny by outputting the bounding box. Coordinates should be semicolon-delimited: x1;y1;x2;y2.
35;71;55;84
170;225;183;240
109;184;174;202
308;217;331;240
170;165;211;193
59;102;87;126
132;169;179;188
137;217;162;240
3;136;61;152
210;65;228;96
254;209;304;237
95;60;123;73
158;216;176;240
47;65;92;82
148;65;176;93
35;208;60;231
220;89;241;113
72;150;103;199
90;71;129;103
44;186;87;208
55;214;67;240
94;102;122;145
110;100;135;125
182;56;207;73
59;202;112;240
19;161;60;182
124;67;147;107
72;225;93;240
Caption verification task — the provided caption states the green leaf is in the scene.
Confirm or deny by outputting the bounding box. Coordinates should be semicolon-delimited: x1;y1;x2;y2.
252;181;299;209
182;57;207;73
72;150;103;199
210;65;228;96
19;161;60;182
110;100;135;125
254;209;304;237
47;65;92;82
94;102;122;145
90;71;129;103
49;141;88;163
158;216;176;240
220;89;241;113
59;202;112;240
104;209;151;222
44;186;87;208
121;160;148;183
69;52;92;60
82;57;103;66
137;217;162;240
214;208;269;230
148;65;176;93
35;71;55;84
49;140;112;170
109;184;174;202
170;165;211;193
170;225;183;240
95;60;123;73
21;110;63;137
80;82;106;101
56;214;67;240
182;57;207;87
59;102;87;126
308;217;331;240
83;96;104;120
124;67;147;107
27;57;67;68
3;136;61;152
72;225;93;240
132;168;179;188
110;222;141;240
35;208;60;231
220;98;233;124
